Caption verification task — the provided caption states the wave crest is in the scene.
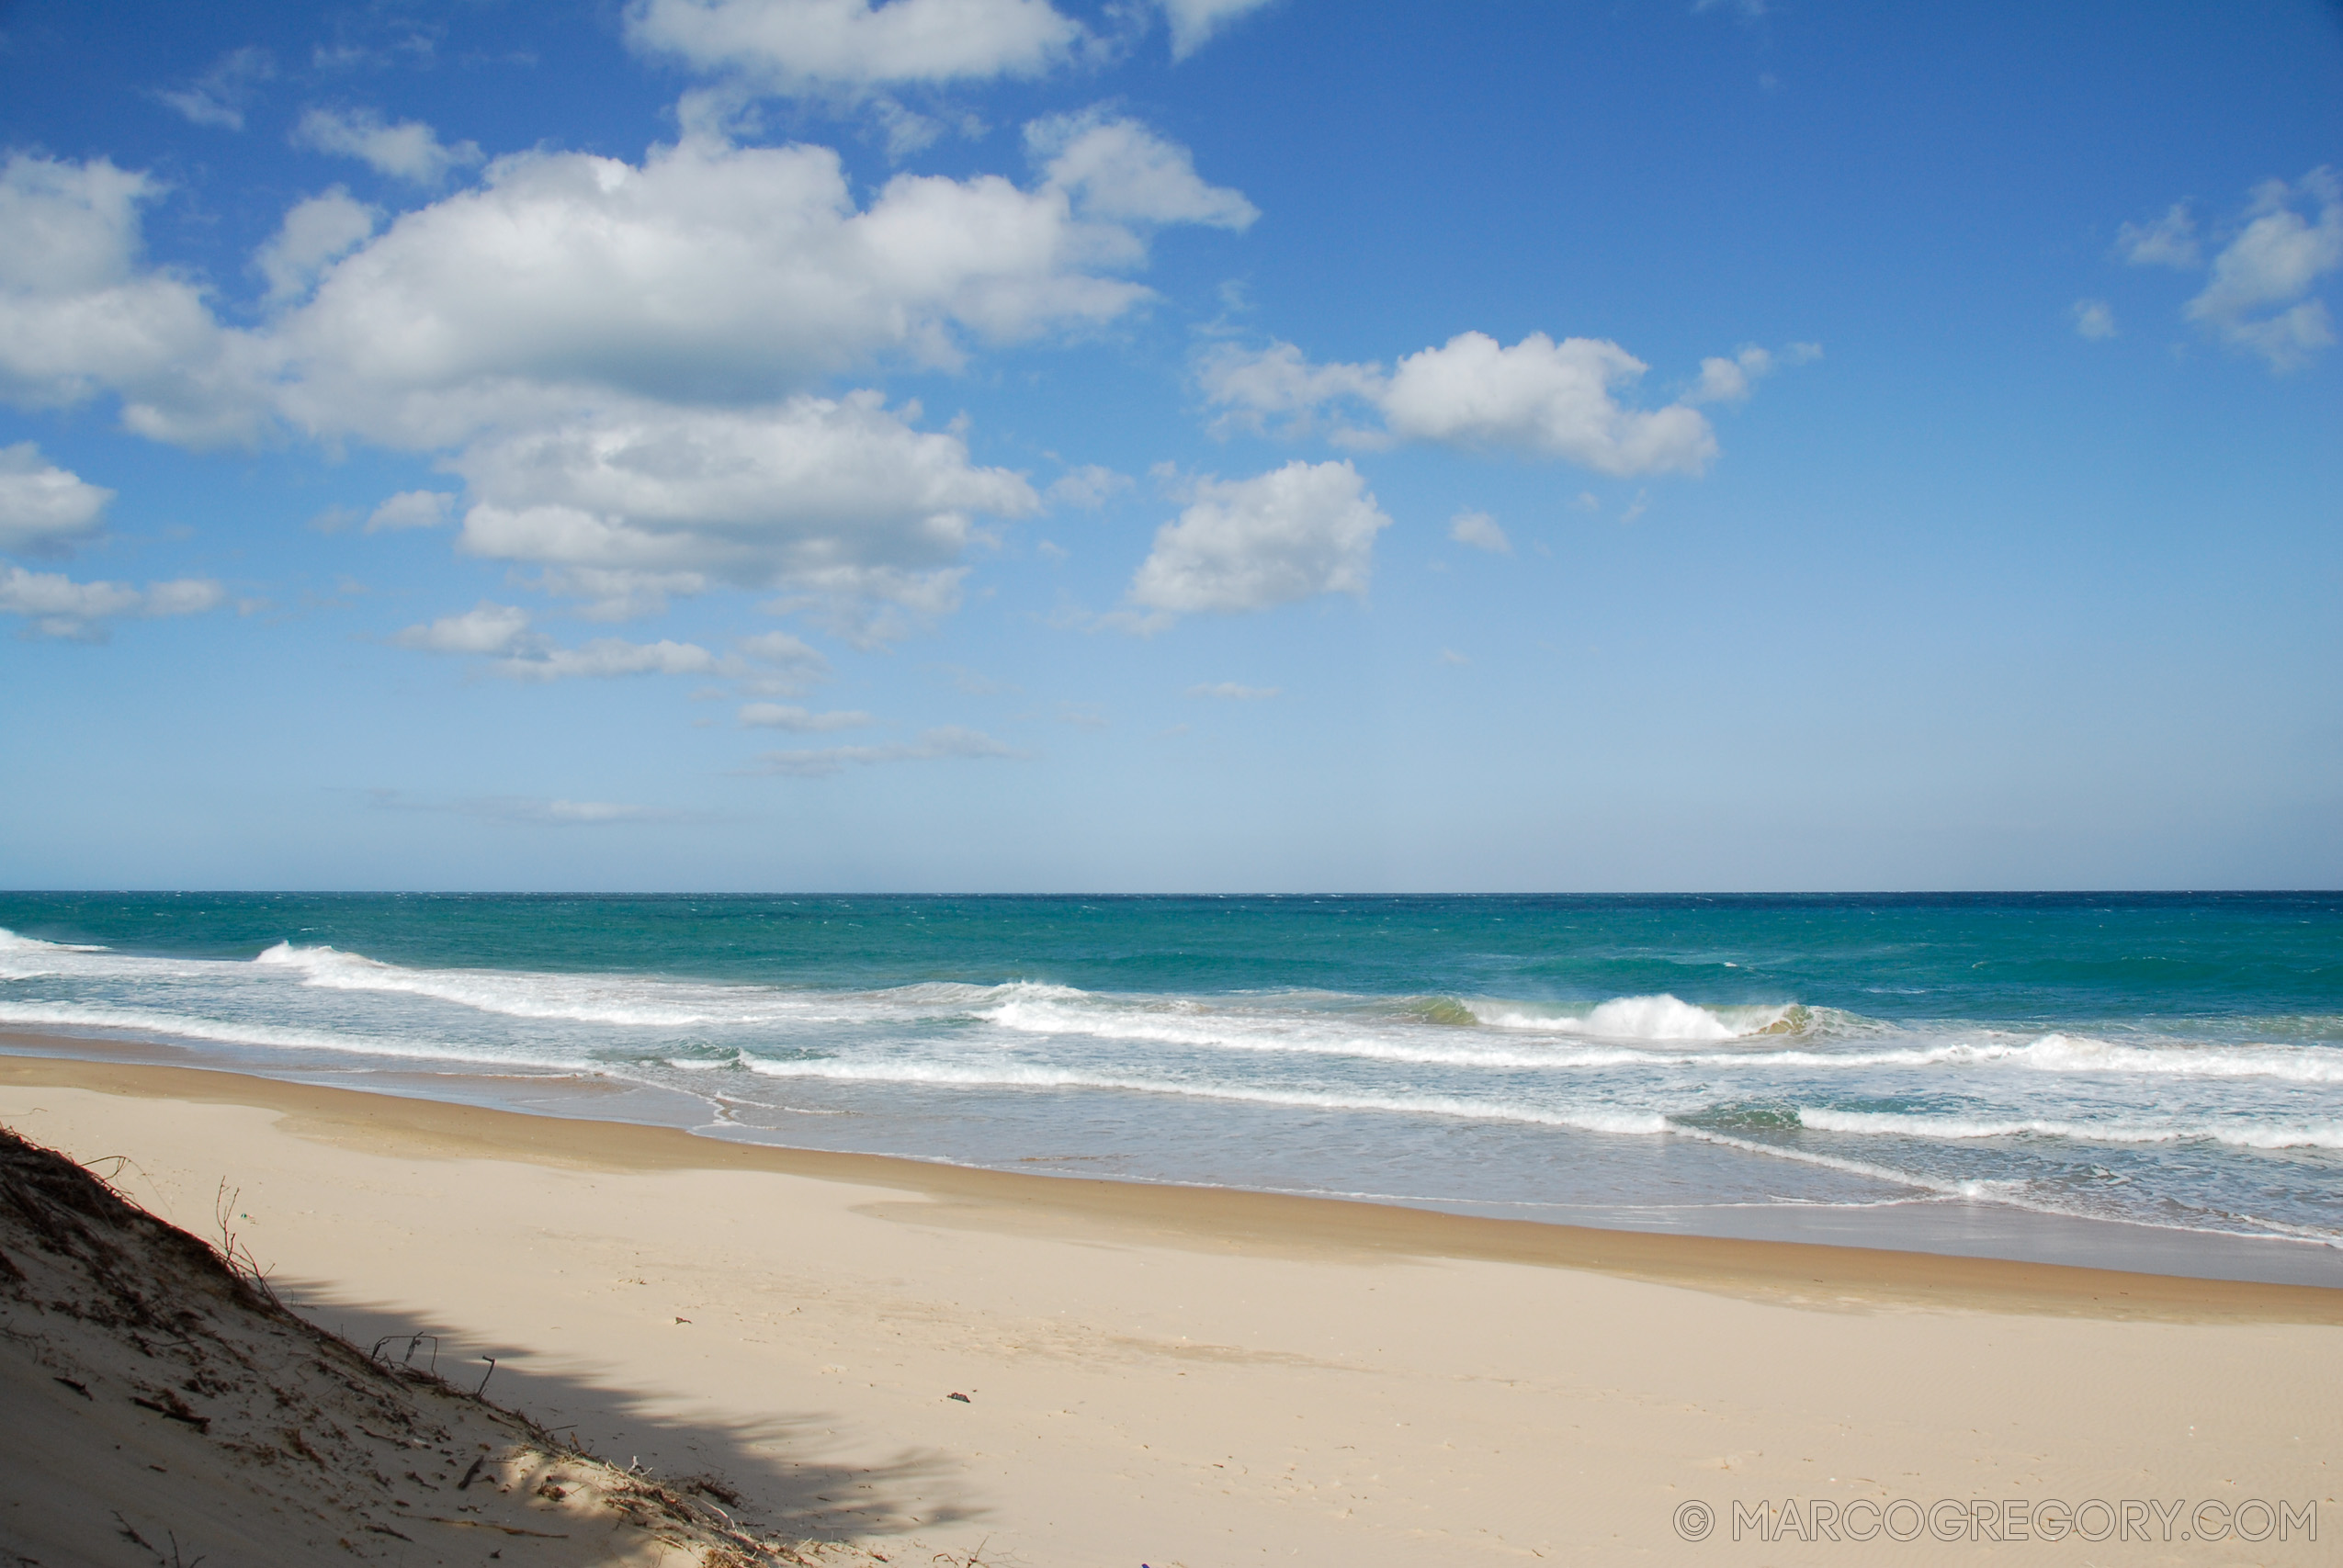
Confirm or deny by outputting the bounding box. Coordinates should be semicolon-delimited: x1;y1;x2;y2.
1473;993;1804;1042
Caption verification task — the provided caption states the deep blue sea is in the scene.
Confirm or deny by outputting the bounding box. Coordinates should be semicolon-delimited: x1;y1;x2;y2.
4;893;2339;1280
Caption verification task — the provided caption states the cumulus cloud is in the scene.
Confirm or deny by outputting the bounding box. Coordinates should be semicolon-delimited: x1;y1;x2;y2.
390;600;535;655
0;153;267;446
2183;171;2341;371
1686;342;1818;404
0;443;114;556
1;564;223;640
255;189;378;303
1186;681;1277;699
2071;299;2117;340
1447;510;1510;555
1380;333;1719;473
1127;459;1390;622
2117;202;2201;268
2112;174;2343;372
389;599;720;678
750;723;1022;775
5;118;1251;634
1026;111;1258;230
293;107;484;186
1199;332;1798;476
624;0;1086;94
269;128;1238;447
365;489;456;531
156;48;275;131
1196;338;1386;438
10;123;1245;446
739;701;874;729
1158;0;1278;60
447;392;1036;633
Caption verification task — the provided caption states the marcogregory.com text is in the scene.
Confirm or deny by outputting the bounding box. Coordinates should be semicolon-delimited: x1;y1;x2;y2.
1671;1496;2318;1545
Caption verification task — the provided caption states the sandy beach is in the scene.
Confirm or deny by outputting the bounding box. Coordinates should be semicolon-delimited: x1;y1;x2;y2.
4;1043;2338;1565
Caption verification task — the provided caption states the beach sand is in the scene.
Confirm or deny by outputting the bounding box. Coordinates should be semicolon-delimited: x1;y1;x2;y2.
4;1043;2337;1564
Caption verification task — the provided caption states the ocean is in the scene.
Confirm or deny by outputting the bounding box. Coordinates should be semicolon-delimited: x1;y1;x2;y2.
4;892;2338;1283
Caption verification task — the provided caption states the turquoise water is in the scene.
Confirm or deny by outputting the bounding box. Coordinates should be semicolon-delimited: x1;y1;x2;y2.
4;893;2339;1275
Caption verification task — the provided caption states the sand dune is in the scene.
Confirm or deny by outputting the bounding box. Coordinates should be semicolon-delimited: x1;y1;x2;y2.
0;1121;868;1567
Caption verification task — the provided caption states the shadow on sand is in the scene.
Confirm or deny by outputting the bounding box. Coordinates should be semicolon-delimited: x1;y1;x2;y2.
273;1282;988;1559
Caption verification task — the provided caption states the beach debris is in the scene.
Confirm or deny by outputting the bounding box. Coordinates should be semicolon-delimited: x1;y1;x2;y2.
686;1477;745;1507
947;1392;971;1403
130;1392;211;1433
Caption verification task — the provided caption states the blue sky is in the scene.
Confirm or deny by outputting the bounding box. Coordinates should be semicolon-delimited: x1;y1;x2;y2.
1;0;2337;892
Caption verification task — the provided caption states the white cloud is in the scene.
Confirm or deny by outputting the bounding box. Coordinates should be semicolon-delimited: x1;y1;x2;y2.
390;600;535;655
1437;648;1469;667
272;129;1229;447
739;701;874;729
1200;332;1788;476
2071;299;2117;340
1026;111;1258;230
1158;0;1277;60
293;107;484;186
2117;202;2201;268
1128;459;1390;620
4;122;1248;636
365;489;456;531
2184;171;2341;372
1196;338;1385;438
751;724;1022;775
1186;681;1277;699
0;443;114;556
255;188;378;303
496;637;722;681
1379;333;1719;475
1045;463;1130;508
1685;342;1816;404
624;0;1086;94
448;392;1036;633
737;628;833;694
1447;510;1510;555
156;48;275;131
0;563;223;640
0;153;267;446
390;599;724;679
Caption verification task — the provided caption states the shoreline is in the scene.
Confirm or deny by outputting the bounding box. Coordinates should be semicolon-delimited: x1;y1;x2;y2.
4;1038;2337;1322
6;1043;2341;1563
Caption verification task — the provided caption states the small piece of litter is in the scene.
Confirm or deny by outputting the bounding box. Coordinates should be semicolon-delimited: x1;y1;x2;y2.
947;1393;970;1403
